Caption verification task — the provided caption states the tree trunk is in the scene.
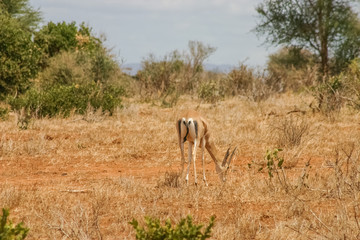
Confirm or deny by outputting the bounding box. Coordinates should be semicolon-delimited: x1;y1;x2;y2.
318;0;330;80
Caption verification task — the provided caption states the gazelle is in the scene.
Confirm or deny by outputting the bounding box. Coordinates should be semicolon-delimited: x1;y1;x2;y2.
176;110;236;186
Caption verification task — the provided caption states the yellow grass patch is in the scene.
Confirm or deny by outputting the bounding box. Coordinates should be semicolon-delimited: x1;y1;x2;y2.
1;93;360;239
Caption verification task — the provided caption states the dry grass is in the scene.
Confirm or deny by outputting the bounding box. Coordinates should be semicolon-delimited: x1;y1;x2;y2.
1;93;360;239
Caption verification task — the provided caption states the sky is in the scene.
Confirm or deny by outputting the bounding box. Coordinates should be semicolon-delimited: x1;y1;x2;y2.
29;0;273;67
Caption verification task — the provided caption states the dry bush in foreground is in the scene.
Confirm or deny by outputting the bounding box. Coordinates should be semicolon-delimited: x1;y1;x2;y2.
270;115;310;148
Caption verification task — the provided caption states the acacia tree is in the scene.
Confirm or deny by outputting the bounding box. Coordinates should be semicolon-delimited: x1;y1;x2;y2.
255;0;360;77
0;0;42;32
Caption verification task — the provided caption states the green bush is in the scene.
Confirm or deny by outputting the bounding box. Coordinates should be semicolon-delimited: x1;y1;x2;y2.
34;22;101;60
0;208;29;240
129;215;215;240
8;84;124;117
38;44;123;92
0;15;41;97
0;107;9;121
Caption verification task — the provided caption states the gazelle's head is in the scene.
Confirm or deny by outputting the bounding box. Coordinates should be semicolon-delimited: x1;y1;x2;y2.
216;147;237;182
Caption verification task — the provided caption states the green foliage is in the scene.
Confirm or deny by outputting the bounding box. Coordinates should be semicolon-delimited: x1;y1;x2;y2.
35;21;77;59
0;208;29;240
268;47;314;70
255;0;360;75
129;215;215;240
34;21;102;67
0;14;41;97
260;148;284;178
0;0;42;32
89;46;120;84
0;107;9;121
8;84;124;118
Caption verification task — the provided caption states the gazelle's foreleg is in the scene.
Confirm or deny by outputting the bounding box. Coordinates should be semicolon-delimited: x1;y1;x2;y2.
192;139;198;185
186;142;193;185
201;138;208;186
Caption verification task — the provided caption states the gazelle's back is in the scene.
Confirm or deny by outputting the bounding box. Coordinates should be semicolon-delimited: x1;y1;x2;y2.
177;110;208;144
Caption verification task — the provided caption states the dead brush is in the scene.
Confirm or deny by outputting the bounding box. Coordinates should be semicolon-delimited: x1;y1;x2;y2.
284;143;360;239
271;115;309;148
158;171;181;188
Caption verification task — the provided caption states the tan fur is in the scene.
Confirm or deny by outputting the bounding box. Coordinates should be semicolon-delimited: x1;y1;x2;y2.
176;110;235;185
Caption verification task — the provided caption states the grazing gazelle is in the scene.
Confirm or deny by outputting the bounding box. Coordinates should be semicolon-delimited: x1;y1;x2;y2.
176;110;236;186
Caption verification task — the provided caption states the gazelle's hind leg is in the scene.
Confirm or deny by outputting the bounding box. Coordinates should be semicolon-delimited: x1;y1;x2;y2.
185;142;193;185
201;138;208;186
177;118;188;177
179;140;185;177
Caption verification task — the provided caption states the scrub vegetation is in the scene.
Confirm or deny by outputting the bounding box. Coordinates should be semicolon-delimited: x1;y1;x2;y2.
1;0;360;239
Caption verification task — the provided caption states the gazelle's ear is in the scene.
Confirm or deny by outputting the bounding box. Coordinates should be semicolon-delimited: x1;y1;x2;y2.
227;147;237;167
222;148;230;167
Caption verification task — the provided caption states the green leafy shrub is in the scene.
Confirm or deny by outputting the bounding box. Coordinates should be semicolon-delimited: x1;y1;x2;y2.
0;107;9;121
0;208;29;240
129;215;215;240
34;21;101;61
8;84;124;118
0;14;41;97
263;148;284;179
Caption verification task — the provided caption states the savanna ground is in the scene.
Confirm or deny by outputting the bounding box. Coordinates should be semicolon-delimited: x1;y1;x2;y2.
1;93;360;239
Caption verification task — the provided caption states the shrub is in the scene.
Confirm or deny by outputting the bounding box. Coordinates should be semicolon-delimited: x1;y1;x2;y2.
0;15;41;97
0;208;29;240
34;21;101;61
198;81;223;103
312;75;345;116
39;44;123;90
225;64;255;96
136;51;184;97
223;64;273;101
39;51;90;89
0;107;9;121
8;84;124;118
129;215;215;240
311;59;360;115
271;116;309;148
136;41;216;100
266;47;317;92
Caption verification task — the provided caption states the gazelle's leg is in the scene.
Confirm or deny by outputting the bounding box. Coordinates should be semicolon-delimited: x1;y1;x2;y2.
179;139;185;176
192;139;198;185
186;142;193;185
201;138;208;186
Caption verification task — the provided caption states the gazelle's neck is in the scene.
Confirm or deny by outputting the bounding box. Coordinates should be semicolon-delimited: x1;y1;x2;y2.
204;135;224;171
